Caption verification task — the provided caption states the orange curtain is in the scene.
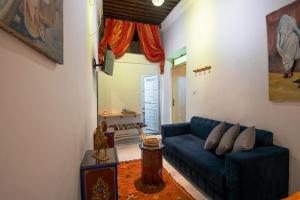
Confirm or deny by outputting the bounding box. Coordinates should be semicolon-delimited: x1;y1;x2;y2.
136;23;165;74
98;18;135;64
98;18;165;74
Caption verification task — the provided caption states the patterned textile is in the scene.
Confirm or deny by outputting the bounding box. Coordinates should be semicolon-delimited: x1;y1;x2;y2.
118;160;195;200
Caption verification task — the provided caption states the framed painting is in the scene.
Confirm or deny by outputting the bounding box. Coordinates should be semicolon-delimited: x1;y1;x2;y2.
266;0;300;101
0;0;63;64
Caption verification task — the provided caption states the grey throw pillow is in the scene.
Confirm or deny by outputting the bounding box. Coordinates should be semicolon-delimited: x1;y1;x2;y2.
215;123;240;156
204;122;226;150
232;126;256;153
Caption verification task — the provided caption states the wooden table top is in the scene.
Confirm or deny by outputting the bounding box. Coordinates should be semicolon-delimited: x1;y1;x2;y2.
139;142;164;151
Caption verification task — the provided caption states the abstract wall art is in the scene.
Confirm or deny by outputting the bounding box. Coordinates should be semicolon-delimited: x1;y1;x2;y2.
267;0;300;101
0;0;63;64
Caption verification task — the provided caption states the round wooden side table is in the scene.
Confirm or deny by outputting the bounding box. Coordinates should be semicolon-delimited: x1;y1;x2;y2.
139;142;165;185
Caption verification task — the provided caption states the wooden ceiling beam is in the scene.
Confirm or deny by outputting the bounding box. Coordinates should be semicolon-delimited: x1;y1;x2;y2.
103;11;162;24
104;0;178;10
104;7;166;20
103;3;169;17
104;13;164;23
104;14;160;25
103;0;180;25
103;1;170;14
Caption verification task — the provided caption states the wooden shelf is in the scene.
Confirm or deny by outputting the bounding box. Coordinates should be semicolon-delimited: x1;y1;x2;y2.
99;112;141;119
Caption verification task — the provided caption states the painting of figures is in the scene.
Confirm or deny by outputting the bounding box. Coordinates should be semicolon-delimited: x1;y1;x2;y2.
0;0;63;64
267;0;300;101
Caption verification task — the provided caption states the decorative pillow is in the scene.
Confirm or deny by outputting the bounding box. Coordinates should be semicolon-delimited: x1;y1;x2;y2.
232;126;256;153
204;122;226;150
215;123;240;156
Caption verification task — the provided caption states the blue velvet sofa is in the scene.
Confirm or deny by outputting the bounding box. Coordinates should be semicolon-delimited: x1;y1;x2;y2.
161;116;289;200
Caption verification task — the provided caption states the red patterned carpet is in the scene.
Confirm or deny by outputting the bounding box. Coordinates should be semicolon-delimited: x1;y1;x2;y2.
118;160;195;200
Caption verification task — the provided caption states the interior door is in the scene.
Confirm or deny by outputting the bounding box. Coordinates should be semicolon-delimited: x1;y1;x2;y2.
144;76;160;132
172;65;186;123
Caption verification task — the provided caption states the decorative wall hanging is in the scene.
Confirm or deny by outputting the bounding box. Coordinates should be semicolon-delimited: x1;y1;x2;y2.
0;0;63;64
266;0;300;101
98;18;165;74
98;18;135;64
136;22;165;74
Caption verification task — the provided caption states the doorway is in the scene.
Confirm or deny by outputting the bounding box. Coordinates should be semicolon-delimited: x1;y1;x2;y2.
141;75;160;134
172;64;186;123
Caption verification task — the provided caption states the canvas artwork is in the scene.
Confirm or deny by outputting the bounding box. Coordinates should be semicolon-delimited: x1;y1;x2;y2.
267;0;300;101
0;0;63;64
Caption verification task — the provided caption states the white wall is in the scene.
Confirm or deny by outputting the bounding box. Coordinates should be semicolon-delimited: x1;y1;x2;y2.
98;53;160;114
91;0;103;61
161;0;300;194
160;60;173;124
0;0;99;199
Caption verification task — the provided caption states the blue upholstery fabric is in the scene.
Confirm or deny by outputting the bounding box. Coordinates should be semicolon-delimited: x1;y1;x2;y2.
163;147;226;200
190;117;220;140
164;134;225;189
225;146;289;200
161;116;289;200
161;122;191;141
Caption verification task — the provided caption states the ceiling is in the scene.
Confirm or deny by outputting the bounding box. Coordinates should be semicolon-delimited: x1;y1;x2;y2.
103;0;181;25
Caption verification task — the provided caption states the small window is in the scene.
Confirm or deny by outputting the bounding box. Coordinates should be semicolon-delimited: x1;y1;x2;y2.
174;55;187;66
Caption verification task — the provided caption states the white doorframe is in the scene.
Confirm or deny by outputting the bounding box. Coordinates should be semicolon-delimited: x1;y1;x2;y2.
172;64;187;123
141;75;161;134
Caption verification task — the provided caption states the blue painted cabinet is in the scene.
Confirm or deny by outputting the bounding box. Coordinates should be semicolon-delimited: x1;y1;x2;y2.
80;148;118;200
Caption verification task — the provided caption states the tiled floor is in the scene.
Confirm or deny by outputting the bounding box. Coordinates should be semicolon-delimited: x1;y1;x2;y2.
116;142;210;200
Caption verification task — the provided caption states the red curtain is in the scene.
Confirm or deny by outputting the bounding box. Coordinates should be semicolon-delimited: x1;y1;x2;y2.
136;23;165;74
98;18;135;63
98;18;165;74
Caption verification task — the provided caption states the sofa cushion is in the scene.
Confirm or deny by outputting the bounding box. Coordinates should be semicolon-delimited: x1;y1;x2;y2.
216;124;240;156
190;117;273;147
232;126;256;153
204;121;226;150
164;134;226;188
224;123;273;147
190;117;220;140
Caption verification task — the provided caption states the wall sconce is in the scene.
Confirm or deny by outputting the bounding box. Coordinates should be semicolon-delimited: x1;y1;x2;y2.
193;65;212;76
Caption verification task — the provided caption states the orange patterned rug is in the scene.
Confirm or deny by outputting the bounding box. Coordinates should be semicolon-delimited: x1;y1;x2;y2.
118;160;195;200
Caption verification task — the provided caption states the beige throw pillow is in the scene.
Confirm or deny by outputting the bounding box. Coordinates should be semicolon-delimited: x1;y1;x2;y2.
232;126;256;153
215;123;240;156
204;122;226;150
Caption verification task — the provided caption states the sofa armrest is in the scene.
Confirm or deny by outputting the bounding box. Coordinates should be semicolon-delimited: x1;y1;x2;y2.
225;146;289;200
161;123;191;140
